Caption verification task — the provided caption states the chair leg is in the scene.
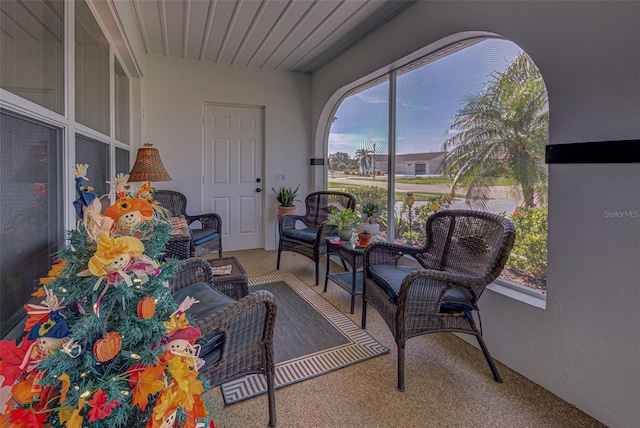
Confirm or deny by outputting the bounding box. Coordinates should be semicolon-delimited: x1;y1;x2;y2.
218;248;222;258
397;341;406;392
476;335;503;383
315;261;319;285
361;300;367;328
266;368;277;427
276;249;281;270
469;316;502;383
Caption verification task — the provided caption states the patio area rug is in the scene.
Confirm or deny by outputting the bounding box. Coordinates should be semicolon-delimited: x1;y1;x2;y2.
220;272;388;404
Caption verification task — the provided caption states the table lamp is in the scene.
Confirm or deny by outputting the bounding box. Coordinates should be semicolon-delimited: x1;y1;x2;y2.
127;143;172;199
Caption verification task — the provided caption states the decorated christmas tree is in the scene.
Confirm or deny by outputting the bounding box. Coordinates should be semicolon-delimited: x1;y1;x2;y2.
0;165;210;427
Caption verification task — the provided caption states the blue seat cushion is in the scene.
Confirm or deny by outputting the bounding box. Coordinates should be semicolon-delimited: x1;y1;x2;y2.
172;281;235;366
368;264;475;311
192;228;219;246
283;227;318;243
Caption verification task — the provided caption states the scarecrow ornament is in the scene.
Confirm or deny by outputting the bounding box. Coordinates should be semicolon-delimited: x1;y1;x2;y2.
81;233;160;316
21;288;80;371
163;297;204;370
104;197;154;236
72;164;98;220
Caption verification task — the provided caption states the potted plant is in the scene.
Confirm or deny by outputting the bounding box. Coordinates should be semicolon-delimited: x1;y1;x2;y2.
327;207;359;240
272;185;300;216
357;229;372;247
358;201;381;235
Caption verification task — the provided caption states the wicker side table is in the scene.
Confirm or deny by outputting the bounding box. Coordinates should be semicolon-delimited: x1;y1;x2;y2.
209;256;249;300
324;238;366;314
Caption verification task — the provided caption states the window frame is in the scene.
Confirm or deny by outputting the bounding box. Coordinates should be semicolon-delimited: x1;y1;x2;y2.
0;0;135;337
324;35;548;307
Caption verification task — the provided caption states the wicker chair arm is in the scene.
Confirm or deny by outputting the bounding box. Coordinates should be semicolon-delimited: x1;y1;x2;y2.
196;290;277;361
397;269;481;316
279;214;307;231
364;241;425;270
315;222;337;243
185;212;222;233
168;258;213;292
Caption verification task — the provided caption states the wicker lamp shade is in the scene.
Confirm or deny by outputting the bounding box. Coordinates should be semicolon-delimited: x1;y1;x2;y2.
128;144;172;182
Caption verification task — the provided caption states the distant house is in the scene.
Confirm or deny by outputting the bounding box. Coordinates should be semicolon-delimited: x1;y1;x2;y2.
370;152;446;176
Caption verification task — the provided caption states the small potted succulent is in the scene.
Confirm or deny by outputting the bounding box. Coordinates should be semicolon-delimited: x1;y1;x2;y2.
327;207;359;241
358;201;381;235
272;185;300;217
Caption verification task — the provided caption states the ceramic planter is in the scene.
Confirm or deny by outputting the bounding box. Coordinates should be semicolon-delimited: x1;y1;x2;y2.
277;205;297;217
338;228;353;241
358;222;379;235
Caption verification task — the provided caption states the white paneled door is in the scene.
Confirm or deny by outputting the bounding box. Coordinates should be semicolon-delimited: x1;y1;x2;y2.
204;104;263;251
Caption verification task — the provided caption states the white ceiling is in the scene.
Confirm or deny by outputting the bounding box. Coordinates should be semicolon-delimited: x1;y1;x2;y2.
130;0;413;73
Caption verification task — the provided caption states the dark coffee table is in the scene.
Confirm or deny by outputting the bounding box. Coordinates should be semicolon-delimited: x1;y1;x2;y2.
209;256;249;300
324;238;366;314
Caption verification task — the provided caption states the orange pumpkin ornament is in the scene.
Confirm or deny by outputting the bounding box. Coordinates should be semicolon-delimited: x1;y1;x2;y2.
93;331;122;362
137;297;156;319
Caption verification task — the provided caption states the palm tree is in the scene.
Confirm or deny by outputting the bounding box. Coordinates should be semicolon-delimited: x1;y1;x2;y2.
353;148;373;175
441;53;548;208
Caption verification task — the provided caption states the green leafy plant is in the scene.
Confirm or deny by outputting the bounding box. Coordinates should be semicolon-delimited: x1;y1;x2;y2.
361;201;381;223
327;207;359;230
507;206;547;279
272;185;300;206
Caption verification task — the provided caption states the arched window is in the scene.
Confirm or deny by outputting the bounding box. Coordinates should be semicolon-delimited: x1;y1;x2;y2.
327;38;548;293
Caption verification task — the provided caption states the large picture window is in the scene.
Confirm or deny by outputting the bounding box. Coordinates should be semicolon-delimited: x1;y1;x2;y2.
0;0;65;114
75;0;110;135
328;38;548;293
0;110;63;337
1;0;135;339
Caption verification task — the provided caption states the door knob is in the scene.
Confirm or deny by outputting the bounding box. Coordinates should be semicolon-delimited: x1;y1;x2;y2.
256;178;261;183
256;188;262;192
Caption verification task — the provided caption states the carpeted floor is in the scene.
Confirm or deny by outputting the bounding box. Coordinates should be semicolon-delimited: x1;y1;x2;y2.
201;249;606;428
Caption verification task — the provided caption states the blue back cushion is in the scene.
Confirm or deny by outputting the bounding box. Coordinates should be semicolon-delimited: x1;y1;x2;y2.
368;264;476;311
192;228;219;246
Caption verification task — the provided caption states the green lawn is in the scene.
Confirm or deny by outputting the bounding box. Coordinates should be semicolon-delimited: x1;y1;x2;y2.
328;182;466;200
330;174;516;186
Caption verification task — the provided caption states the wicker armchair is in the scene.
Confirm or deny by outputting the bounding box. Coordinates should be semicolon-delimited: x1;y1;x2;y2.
276;191;356;285
362;210;516;391
169;258;277;427
156;190;223;258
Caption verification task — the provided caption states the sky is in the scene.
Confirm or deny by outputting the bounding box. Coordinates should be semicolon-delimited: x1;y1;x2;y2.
328;39;523;157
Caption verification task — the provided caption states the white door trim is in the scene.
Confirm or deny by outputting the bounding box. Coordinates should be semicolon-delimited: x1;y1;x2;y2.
202;102;266;250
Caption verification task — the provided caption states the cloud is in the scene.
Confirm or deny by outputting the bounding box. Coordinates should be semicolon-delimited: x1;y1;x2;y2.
356;92;387;104
328;133;386;154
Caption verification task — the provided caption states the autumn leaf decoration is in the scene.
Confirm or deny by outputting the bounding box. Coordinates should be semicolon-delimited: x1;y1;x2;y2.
87;388;120;422
130;364;166;411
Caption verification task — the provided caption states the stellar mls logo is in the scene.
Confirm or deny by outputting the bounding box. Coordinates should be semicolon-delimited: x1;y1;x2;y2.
603;210;639;218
